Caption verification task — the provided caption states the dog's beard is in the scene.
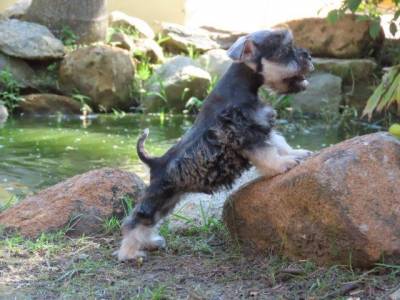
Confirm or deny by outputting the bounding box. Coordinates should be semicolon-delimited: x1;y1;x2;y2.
260;58;309;94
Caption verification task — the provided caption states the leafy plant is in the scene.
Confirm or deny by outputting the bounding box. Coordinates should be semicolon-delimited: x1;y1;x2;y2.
103;216;121;233
363;65;400;118
155;33;171;46
186;45;201;60
60;26;79;48
327;0;400;38
0;69;23;113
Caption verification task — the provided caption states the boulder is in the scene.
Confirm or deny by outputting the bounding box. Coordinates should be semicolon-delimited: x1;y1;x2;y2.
201;26;249;50
133;39;165;63
0;103;8;123
197;49;232;79
160;22;220;54
0;19;64;60
144;56;211;112
18;94;82;115
0;168;145;237
279;15;384;58
313;58;378;85
1;0;31;19
59;45;135;112
0;52;35;89
223;132;400;267
291;73;342;115
109;11;155;39
109;32;135;52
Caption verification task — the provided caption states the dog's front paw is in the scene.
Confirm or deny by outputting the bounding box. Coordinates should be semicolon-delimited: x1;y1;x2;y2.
114;247;147;262
275;156;299;174
144;235;166;251
291;149;313;160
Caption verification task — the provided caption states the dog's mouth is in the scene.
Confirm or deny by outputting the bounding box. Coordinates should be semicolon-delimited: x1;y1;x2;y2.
284;74;309;92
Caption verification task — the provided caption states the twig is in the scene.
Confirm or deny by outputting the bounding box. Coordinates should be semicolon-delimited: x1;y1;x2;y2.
322;282;361;299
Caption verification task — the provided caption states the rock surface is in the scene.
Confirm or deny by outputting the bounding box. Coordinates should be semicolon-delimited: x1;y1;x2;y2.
0;168;145;237
161;22;220;54
201;26;248;50
109;11;155;39
313;58;377;85
59;45;135;111
223;132;400;267
18;94;82;115
0;52;35;89
291;73;342;115
0;103;8;123
144;56;211;112
197;49;232;79
109;32;135;52
0;19;65;60
133;38;165;63
280;15;384;58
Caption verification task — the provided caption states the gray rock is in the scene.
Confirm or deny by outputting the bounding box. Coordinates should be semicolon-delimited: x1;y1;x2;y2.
168;168;260;232
0;103;8;123
291;73;342;115
109;32;135;52
161;22;220;54
1;0;31;19
0;52;35;89
201;26;248;50
144;56;211;112
109;11;155;39
313;58;378;85
0;19;64;60
197;49;232;79
133;39;165;64
59;45;135;112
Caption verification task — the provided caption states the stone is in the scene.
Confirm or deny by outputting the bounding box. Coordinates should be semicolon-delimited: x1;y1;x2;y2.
17;94;82;115
0;103;8;123
279;15;384;58
59;45;135;112
144;56;211;112
0;19;65;60
161;22;220;54
109;32;135;52
313;58;378;85
168;168;260;232
133;39;165;63
197;49;232;79
0;168;145;237
201;26;249;50
0;52;35;89
223;132;400;268
1;0;31;19
291;73;342;115
109;11;155;39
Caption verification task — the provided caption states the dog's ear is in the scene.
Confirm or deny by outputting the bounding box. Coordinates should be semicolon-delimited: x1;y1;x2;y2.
227;36;257;62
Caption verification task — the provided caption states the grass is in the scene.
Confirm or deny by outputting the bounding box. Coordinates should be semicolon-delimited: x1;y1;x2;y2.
0;69;23;113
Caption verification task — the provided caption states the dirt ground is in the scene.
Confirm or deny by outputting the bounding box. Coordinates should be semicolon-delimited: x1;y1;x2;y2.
1;222;400;300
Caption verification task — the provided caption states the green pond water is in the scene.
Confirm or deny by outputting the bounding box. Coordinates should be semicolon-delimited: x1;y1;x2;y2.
0;114;381;201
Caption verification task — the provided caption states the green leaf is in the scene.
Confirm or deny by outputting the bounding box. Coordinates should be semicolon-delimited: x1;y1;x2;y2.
347;0;362;12
327;10;340;24
368;19;381;39
390;22;398;37
394;10;400;20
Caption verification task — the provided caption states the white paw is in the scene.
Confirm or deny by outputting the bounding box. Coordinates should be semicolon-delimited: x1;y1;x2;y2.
291;149;313;159
115;247;147;262
275;156;299;174
144;235;166;251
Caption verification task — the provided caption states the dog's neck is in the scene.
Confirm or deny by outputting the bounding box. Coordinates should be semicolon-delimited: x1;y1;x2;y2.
224;62;264;95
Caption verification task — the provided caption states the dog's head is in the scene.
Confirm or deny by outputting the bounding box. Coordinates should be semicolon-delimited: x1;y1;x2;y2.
227;29;314;94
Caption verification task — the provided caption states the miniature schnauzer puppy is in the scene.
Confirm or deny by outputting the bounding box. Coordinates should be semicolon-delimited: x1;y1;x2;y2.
116;28;314;261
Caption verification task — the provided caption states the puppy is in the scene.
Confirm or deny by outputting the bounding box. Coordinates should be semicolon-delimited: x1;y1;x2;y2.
117;29;314;261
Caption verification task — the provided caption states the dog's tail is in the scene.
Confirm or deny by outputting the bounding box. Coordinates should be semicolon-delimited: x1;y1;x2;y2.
137;128;156;168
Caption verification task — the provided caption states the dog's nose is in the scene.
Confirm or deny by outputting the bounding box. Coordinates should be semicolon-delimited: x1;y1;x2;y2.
299;49;312;60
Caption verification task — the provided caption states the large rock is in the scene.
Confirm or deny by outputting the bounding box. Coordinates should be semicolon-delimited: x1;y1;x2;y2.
0;19;65;60
279;15;384;58
109;11;155;39
18;94;82;115
0;168;145;237
201;26;249;50
161;23;220;54
133;39;165;63
0;103;8;123
223;132;400;267
144;56;211;112
197;49;232;79
291;73;342;115
1;0;31;19
59;45;135;111
108;32;135;52
313;58;378;85
0;52;35;89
